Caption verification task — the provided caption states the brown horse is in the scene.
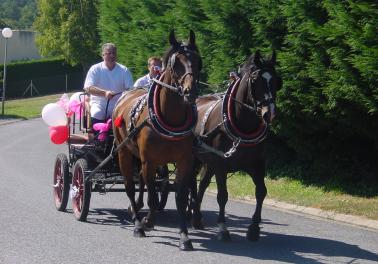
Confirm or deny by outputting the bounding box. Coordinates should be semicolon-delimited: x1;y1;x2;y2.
113;30;202;250
190;51;281;241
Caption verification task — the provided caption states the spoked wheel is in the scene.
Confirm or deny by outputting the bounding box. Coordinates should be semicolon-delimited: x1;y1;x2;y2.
71;158;91;221
53;153;70;211
157;165;170;211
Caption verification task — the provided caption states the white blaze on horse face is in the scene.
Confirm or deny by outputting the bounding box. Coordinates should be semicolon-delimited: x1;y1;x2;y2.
262;72;272;87
262;72;275;121
262;72;272;99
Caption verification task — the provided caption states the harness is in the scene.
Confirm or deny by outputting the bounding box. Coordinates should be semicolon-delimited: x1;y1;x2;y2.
197;69;270;158
221;77;268;146
147;73;197;140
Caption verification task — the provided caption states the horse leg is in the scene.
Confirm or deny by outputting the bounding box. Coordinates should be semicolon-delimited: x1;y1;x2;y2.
246;162;267;241
215;171;231;241
197;164;213;208
136;174;145;211
175;160;194;251
118;151;145;237
189;171;204;230
128;162;144;214
190;163;213;229
141;161;159;231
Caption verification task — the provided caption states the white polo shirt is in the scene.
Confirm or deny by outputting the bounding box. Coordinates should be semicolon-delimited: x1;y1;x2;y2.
133;74;153;88
84;62;133;120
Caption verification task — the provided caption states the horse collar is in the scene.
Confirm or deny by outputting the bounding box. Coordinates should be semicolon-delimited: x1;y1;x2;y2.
147;73;197;140
221;78;268;146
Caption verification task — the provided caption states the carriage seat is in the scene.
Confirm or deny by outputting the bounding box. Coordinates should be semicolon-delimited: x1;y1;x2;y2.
69;133;89;144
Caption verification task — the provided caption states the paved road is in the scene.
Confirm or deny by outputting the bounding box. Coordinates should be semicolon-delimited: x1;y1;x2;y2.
1;119;377;264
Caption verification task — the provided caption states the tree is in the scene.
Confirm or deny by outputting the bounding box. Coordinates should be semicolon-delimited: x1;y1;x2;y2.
0;0;37;29
34;0;100;70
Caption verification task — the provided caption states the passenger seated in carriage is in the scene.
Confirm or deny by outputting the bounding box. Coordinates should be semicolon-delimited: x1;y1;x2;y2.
133;56;162;89
83;43;134;126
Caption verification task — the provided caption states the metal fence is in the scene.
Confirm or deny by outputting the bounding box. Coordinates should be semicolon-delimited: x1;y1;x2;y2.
0;71;84;99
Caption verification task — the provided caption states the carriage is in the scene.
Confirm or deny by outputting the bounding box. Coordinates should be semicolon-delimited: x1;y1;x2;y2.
51;29;280;250
52;93;172;222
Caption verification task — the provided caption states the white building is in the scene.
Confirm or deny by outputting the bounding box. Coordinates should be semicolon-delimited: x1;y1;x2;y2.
0;30;41;62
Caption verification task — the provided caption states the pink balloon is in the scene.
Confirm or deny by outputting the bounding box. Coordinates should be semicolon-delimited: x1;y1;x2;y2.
49;126;69;144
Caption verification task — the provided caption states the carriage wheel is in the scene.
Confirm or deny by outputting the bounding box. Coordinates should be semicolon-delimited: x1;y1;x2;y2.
53;153;70;211
71;159;91;221
157;165;170;211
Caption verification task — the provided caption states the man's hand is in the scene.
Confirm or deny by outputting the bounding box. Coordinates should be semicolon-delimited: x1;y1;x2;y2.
105;91;115;100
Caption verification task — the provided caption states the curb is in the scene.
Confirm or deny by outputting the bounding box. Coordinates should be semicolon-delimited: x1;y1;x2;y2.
0;118;23;126
206;190;378;231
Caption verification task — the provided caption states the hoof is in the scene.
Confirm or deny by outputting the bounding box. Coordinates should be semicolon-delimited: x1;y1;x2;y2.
247;224;260;241
192;219;204;230
179;239;194;251
136;202;144;211
186;210;192;220
142;217;154;231
216;230;231;241
127;206;133;216
133;228;146;238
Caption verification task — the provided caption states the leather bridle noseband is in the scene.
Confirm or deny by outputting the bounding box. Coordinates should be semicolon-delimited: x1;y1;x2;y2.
154;46;200;98
241;67;275;116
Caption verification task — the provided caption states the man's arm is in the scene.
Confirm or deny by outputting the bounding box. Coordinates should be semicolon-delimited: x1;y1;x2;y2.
84;86;114;99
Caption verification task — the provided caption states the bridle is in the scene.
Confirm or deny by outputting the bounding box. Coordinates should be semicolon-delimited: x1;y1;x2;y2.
237;66;275;117
153;46;200;98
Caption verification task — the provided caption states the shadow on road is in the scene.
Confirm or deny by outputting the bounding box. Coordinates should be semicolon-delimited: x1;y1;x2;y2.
83;207;378;263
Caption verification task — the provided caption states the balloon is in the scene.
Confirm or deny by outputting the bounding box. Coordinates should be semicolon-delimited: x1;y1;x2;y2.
69;92;85;104
49;126;69;144
41;103;68;126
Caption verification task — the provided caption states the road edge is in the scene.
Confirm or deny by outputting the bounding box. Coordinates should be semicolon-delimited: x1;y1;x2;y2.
0;118;24;126
206;190;378;231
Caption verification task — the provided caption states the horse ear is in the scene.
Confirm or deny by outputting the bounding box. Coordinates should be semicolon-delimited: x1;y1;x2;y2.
169;29;179;47
188;30;196;46
270;50;276;65
254;50;262;67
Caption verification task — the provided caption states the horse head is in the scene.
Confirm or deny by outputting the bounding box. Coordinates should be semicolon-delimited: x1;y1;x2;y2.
239;50;282;124
162;30;202;104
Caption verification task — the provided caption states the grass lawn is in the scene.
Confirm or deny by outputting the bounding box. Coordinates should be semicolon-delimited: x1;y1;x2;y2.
1;94;66;119
2;93;377;221
208;172;378;220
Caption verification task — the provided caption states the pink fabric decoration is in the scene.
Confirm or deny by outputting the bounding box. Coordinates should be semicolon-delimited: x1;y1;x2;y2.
69;100;83;118
93;119;112;141
57;93;70;113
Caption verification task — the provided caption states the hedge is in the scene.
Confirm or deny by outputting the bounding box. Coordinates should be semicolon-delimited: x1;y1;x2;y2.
1;57;84;98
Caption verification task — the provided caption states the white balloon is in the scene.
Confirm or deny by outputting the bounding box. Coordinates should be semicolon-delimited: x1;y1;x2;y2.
41;103;68;126
69;92;85;104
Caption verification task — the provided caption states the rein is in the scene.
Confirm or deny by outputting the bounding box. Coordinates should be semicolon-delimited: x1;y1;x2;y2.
152;77;183;95
224;91;257;112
